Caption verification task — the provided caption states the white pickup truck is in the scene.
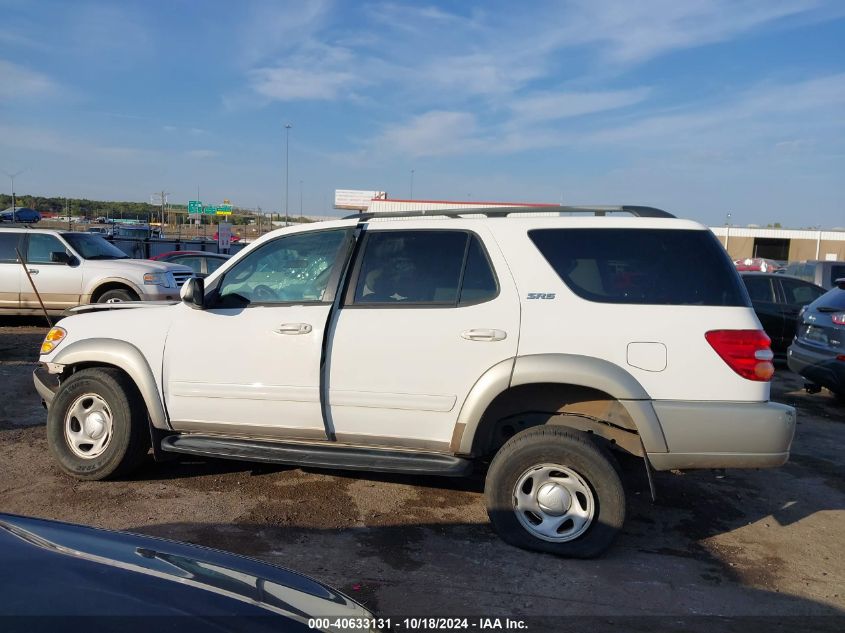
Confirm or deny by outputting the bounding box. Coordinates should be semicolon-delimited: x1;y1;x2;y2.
0;228;192;314
33;206;796;557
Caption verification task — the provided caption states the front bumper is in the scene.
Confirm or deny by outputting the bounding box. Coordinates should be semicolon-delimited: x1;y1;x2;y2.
33;365;60;409
787;341;845;395
647;400;796;470
139;285;182;301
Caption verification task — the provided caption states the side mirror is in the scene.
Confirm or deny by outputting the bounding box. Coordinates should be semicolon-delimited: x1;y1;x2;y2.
50;251;71;264
180;276;205;310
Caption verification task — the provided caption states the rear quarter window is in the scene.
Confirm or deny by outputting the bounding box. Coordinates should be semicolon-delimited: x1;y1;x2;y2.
829;264;845;288
528;228;749;306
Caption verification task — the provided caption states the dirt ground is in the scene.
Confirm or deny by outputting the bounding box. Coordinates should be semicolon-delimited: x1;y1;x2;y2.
1;317;843;628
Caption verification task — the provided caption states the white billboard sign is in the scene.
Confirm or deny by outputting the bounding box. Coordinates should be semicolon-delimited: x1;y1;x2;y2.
334;189;386;210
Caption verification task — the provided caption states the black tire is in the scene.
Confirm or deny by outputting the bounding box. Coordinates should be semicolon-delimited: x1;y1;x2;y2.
96;288;137;303
47;368;150;480
484;426;625;558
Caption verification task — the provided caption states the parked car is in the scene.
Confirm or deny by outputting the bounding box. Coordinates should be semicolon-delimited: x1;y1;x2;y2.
86;226;115;237
734;257;782;273
0;207;41;223
740;272;826;358
781;260;845;290
787;279;845;400
0;228;192;314
150;250;230;275
33;205;796;558
0;513;373;626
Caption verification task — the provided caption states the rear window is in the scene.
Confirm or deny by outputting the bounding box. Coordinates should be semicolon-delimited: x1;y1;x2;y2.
528;228;749;306
812;287;845;310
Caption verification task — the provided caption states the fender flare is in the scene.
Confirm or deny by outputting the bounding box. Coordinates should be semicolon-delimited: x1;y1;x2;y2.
453;353;668;454
51;338;169;430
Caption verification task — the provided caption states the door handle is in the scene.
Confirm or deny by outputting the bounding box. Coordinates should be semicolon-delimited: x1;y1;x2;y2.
461;328;507;342
274;323;313;335
27;269;39;275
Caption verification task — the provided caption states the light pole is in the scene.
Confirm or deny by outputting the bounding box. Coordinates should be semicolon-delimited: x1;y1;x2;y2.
725;212;732;251
410;169;415;199
299;179;303;222
284;123;292;227
3;169;25;221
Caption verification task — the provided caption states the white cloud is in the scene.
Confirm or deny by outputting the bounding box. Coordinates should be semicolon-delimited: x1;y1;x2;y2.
509;88;650;122
0;60;56;101
376;111;483;157
587;73;845;146
249;66;359;101
551;0;839;65
237;0;333;66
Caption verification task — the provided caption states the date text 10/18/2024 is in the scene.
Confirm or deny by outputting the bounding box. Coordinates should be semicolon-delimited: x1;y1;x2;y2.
308;617;529;631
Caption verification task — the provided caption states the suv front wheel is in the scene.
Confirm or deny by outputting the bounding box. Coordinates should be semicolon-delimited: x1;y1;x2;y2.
484;426;625;558
47;368;150;480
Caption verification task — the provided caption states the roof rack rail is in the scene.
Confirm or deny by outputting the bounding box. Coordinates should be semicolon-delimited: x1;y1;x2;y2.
345;205;675;220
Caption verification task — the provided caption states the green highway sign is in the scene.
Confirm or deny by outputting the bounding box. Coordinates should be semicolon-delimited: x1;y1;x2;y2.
189;201;234;215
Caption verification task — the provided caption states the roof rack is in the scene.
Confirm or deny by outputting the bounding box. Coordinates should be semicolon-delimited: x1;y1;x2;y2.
345;205;675;221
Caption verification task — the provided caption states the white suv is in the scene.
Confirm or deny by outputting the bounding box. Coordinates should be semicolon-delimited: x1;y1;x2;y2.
33;206;796;557
0;228;192;314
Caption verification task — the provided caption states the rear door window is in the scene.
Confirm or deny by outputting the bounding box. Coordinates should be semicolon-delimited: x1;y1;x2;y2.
351;230;497;306
528;228;748;306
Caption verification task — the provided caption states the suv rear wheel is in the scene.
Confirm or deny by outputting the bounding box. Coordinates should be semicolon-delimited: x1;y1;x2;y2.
484;426;625;558
47;368;150;480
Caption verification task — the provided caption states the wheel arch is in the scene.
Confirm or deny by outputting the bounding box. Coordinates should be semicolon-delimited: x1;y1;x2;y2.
89;279;142;302
453;354;668;457
51;338;169;430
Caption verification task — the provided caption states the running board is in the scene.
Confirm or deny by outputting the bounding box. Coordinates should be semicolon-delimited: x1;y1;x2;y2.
160;435;473;477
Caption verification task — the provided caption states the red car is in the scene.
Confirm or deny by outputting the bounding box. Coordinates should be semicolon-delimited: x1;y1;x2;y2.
734;257;783;273
213;231;241;243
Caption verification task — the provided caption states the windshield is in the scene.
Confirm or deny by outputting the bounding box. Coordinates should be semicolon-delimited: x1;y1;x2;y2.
64;233;129;259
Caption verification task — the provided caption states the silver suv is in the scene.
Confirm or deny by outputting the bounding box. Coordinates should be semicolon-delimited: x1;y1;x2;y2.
0;228;192;314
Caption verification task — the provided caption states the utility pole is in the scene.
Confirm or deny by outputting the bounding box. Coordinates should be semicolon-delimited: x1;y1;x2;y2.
410;169;415;199
3;169;25;222
284;123;292;227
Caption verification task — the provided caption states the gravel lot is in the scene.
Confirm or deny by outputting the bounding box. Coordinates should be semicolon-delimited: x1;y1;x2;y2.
1;317;843;628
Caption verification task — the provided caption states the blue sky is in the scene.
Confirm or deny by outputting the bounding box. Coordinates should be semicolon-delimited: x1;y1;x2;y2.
1;0;844;227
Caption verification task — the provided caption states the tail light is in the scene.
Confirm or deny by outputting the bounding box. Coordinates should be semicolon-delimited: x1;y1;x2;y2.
832;313;845;326
705;329;774;381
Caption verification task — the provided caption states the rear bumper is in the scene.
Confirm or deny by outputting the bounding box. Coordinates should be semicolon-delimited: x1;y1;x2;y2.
33;365;59;409
648;400;796;470
787;342;845;394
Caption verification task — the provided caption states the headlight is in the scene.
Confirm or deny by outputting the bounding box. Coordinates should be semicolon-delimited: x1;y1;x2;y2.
41;327;67;354
143;272;169;287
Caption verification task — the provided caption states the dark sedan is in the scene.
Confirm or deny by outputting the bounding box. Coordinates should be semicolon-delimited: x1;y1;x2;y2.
787;280;845;400
0;513;373;628
740;272;826;358
150;250;230;275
